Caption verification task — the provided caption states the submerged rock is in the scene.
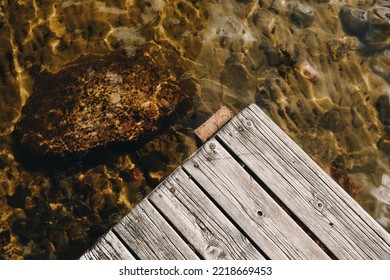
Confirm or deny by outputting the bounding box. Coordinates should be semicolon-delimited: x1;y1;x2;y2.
375;95;390;125
378;134;390;154
364;6;390;44
339;6;368;36
260;43;298;67
339;4;390;47
290;3;315;28
14;43;197;159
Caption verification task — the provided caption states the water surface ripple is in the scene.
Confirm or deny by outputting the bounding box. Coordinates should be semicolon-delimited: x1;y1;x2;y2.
0;0;390;259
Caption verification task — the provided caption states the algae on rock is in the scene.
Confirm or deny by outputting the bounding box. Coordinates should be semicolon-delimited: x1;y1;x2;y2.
14;42;197;159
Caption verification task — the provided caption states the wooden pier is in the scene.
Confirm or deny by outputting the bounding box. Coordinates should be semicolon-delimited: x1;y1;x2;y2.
80;104;390;260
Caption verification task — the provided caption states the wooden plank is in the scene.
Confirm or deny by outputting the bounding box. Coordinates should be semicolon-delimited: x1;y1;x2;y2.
113;200;199;260
248;104;390;246
149;168;265;260
216;104;390;259
183;140;330;259
79;230;136;260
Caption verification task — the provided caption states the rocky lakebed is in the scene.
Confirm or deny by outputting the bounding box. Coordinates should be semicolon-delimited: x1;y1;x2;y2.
0;0;390;259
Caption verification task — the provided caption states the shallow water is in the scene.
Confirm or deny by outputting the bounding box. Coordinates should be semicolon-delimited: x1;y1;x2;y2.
0;0;390;259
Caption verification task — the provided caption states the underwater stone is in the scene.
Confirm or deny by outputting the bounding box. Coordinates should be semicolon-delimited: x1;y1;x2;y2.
260;43;297;67
340;4;390;47
339;6;369;36
14;43;196;159
364;6;390;44
260;43;283;66
290;3;314;28
375;95;390;125
319;108;347;133
378;134;390;154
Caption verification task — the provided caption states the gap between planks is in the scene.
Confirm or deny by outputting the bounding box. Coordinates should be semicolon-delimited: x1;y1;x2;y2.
80;104;390;260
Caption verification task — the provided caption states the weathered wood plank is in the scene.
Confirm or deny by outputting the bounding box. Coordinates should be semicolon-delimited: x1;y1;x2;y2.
149;168;265;260
247;104;390;246
113;200;199;260
79;230;136;260
216;104;390;259
183;140;330;259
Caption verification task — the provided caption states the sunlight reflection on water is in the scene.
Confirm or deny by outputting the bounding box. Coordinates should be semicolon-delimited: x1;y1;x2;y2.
0;0;390;259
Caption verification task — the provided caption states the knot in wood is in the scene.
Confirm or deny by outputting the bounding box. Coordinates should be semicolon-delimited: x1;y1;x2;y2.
245;120;253;127
206;245;226;259
312;194;328;213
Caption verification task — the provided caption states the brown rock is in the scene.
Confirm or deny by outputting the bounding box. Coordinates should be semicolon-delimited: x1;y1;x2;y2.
14;43;197;159
375;95;390;125
378;134;390;154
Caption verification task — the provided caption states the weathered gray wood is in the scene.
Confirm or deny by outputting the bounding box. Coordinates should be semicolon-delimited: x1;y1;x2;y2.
149;168;265;260
183;139;330;260
216;104;390;259
113;200;199;260
79;103;390;260
79;230;136;260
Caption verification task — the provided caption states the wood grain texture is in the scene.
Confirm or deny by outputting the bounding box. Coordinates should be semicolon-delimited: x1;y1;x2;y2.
183;139;330;259
216;104;390;259
113;200;199;260
79;103;390;260
79;230;136;260
149;168;265;260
